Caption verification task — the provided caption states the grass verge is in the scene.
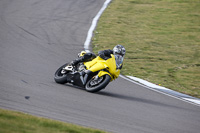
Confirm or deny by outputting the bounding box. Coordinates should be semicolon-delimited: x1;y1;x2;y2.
92;0;200;98
0;108;106;133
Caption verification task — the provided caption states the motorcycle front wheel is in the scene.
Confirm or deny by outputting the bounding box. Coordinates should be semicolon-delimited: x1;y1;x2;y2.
85;74;111;93
54;63;69;84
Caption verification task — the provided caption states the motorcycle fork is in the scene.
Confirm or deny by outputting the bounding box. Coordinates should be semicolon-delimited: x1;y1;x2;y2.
80;70;93;85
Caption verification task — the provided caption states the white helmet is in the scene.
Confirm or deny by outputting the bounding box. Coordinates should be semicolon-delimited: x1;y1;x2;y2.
113;44;126;56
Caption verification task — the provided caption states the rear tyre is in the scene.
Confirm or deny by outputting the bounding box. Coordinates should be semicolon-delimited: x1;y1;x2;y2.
54;63;69;84
85;74;111;93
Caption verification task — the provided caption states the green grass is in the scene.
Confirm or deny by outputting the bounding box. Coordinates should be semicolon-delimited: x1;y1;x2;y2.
0;108;107;133
92;0;200;98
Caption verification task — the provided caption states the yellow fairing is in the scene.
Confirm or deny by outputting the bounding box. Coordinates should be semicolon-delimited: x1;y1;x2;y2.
84;55;120;81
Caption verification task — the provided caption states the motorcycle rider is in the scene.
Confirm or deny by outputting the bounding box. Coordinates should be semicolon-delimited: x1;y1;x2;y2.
69;44;126;69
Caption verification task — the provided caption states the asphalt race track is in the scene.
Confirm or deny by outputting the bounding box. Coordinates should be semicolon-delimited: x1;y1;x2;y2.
0;0;200;133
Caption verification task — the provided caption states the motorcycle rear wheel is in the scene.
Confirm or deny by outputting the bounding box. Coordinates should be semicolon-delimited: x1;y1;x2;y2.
85;74;111;93
54;63;69;84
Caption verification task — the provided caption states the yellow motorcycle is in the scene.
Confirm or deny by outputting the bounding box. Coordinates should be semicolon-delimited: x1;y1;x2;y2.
54;51;123;92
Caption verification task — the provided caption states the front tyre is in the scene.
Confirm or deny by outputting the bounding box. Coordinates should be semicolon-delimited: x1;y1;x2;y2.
85;74;111;93
54;63;69;84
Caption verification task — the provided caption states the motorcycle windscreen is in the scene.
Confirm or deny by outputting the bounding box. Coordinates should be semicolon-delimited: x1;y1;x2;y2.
115;55;124;69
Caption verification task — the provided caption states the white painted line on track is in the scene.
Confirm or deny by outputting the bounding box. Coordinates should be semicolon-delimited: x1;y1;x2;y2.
122;75;200;106
84;0;200;107
84;0;112;52
126;76;170;91
182;98;200;105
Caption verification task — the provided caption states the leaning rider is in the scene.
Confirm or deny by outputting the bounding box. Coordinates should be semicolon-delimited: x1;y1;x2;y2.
69;44;126;69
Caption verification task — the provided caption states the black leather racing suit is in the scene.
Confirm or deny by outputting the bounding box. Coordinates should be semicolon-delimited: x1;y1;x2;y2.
99;49;123;69
98;49;113;60
71;49;114;66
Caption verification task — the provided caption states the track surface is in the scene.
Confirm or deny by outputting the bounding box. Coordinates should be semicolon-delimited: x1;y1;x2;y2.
0;0;200;133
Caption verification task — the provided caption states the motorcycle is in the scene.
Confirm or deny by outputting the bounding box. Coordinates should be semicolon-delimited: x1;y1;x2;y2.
54;51;123;92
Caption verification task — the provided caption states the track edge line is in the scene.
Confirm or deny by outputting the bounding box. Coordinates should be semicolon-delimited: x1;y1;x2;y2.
84;0;200;107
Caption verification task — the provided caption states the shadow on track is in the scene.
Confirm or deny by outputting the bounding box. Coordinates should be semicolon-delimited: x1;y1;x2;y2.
55;82;196;112
97;91;190;110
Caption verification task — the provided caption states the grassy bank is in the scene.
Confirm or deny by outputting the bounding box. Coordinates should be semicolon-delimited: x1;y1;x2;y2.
92;0;200;98
0;108;106;133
